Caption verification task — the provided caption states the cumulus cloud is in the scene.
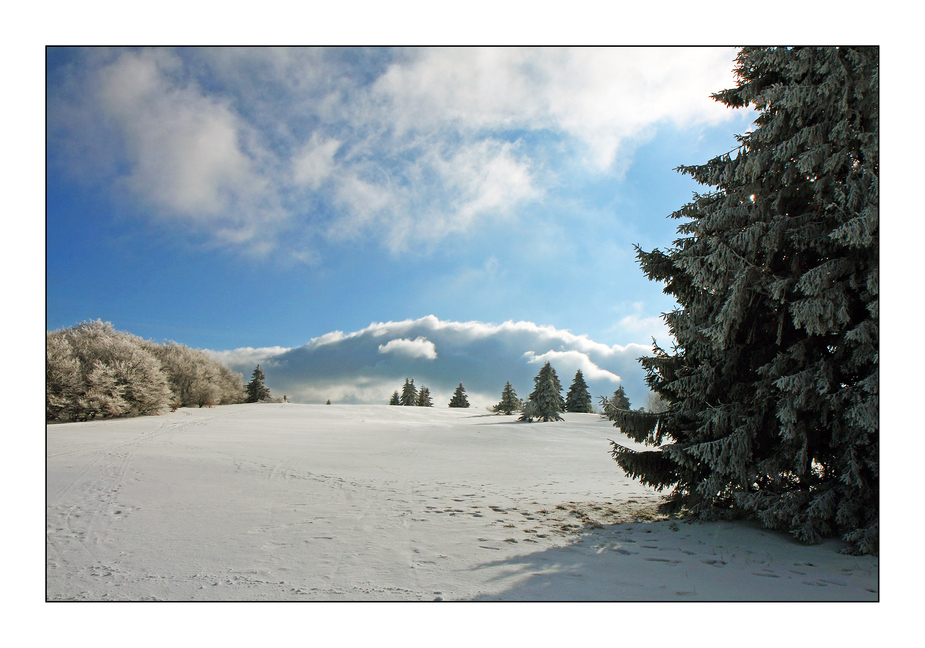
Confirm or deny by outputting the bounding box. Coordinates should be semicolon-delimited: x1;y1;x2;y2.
48;47;742;261
373;47;739;171
210;315;654;409
49;49;284;255
378;337;438;360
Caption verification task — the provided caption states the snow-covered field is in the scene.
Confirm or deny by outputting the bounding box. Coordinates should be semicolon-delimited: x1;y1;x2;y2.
46;403;877;602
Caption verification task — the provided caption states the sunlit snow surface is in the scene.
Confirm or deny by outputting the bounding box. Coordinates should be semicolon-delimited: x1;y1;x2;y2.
46;404;877;601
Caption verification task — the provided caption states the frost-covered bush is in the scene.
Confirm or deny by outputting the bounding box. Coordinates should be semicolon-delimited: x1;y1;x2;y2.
47;320;245;421
46;320;173;421
142;341;245;408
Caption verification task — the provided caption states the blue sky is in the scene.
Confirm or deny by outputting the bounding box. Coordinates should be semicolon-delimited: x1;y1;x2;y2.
47;46;758;407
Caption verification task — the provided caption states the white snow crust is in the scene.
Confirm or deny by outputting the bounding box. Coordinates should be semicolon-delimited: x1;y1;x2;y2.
47;403;878;602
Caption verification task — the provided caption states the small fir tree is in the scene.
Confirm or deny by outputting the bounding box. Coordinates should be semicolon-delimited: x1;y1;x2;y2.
389;391;401;405
245;364;271;403
448;383;470;408
400;378;418;406
520;362;564;422
565;370;593;413
600;386;631;417
491;381;520;414
416;386;433;407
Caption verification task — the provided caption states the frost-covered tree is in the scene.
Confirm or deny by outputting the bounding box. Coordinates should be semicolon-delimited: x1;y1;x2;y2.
565;370;592;413
400;378;418;406
245;365;271;403
46;332;84;421
448;383;470;408
643;391;669;413
389;391;401;405
143;341;244;408
491;381;520;414
606;47;878;554
47;321;245;420
46;320;173;421
416;386;433;407
520;362;564;422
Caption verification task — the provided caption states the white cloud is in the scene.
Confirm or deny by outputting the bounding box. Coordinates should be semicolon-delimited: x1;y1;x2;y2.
539;47;739;170
210;315;656;408
611;301;672;346
96;51;265;218
524;349;621;383
292;133;341;189
205;346;292;370
378;337;438;360
50;48;285;256
370;47;740;171
49;47;743;260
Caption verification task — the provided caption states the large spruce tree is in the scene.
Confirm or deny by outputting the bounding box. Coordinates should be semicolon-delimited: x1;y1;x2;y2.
565;370;592;413
607;47;878;554
520;362;564;422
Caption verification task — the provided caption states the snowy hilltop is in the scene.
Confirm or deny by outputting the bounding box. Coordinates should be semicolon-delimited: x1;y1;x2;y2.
47;404;877;601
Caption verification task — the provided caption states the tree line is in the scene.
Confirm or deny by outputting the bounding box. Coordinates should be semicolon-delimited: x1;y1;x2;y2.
388;363;649;422
47;319;250;422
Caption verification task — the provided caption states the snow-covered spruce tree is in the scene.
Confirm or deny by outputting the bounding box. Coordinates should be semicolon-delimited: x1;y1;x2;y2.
448;383;470;408
565;370;593;413
600;385;632;418
400;378;418;406
612;386;631;410
607;47;878;554
491;381;520;414
416;386;433;407
520;362;564;422
245;365;271;403
389;391;401;405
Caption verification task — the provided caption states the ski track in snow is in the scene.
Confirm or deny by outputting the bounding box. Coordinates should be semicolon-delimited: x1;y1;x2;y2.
46;404;878;601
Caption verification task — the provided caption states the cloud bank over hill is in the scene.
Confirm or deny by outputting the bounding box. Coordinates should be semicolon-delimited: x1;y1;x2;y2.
207;315;656;409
